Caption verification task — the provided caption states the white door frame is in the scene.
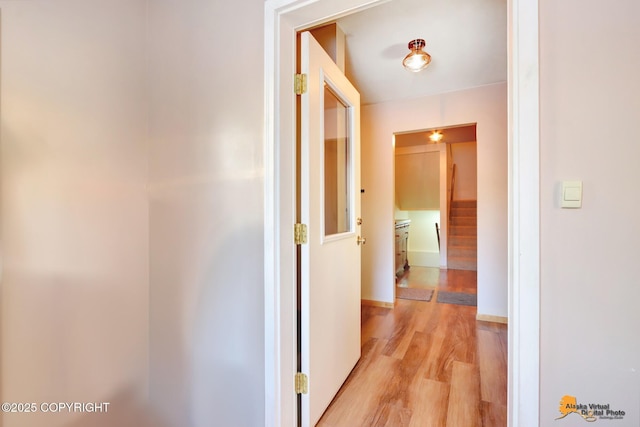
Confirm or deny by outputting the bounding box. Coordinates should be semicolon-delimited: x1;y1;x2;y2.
263;0;540;426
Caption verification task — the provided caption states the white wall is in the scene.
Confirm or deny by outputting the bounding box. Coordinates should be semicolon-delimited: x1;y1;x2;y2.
404;211;441;267
0;1;150;426
147;1;265;427
451;141;477;200
361;83;507;317
0;2;266;427
539;0;640;424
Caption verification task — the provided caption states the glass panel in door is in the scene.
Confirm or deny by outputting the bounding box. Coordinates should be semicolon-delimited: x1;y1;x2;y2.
323;84;352;236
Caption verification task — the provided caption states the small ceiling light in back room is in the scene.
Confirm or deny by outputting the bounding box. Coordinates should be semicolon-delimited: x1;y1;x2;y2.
403;39;431;72
429;130;443;142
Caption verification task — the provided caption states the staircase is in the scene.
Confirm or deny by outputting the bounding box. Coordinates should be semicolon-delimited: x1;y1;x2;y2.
448;200;477;271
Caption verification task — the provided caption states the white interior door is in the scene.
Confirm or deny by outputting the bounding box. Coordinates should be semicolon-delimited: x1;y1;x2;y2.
299;31;362;427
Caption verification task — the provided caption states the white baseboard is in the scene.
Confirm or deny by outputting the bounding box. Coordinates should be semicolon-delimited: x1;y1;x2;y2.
476;314;508;324
408;250;440;268
361;299;394;308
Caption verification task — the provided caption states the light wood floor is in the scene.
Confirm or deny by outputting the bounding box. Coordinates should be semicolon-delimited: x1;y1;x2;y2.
316;267;507;427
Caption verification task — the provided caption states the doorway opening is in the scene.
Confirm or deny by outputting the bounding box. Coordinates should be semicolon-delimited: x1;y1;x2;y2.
264;1;541;426
393;123;478;278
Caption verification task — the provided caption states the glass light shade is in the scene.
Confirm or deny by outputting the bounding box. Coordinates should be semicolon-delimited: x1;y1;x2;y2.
403;39;431;72
429;131;443;142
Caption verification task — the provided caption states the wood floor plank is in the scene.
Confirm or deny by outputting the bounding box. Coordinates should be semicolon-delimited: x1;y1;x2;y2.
446;361;481;427
418;298;442;333
480;401;507;427
365;402;412;427
318;267;507;427
362;309;395;343
408;378;449;427
383;331;433;406
383;300;429;359
317;351;398;426
421;304;476;382
478;329;508;405
420;327;451;382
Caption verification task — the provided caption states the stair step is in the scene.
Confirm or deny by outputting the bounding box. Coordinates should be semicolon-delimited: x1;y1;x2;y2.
449;225;476;236
448;199;477;271
447;256;477;271
451;199;477;208
449;235;477;246
450;216;477;226
448;246;477;258
451;207;476;217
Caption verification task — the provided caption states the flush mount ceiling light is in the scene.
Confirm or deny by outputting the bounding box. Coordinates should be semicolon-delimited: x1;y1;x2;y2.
429;130;443;142
403;39;432;72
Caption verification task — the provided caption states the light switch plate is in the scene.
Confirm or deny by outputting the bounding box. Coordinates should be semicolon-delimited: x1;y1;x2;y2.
562;181;582;208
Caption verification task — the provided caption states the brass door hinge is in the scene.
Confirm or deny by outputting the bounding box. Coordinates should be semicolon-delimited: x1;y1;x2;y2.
294;223;308;245
295;73;307;95
295;372;308;394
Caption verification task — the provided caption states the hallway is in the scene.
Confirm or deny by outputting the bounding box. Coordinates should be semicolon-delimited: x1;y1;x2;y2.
317;267;507;426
